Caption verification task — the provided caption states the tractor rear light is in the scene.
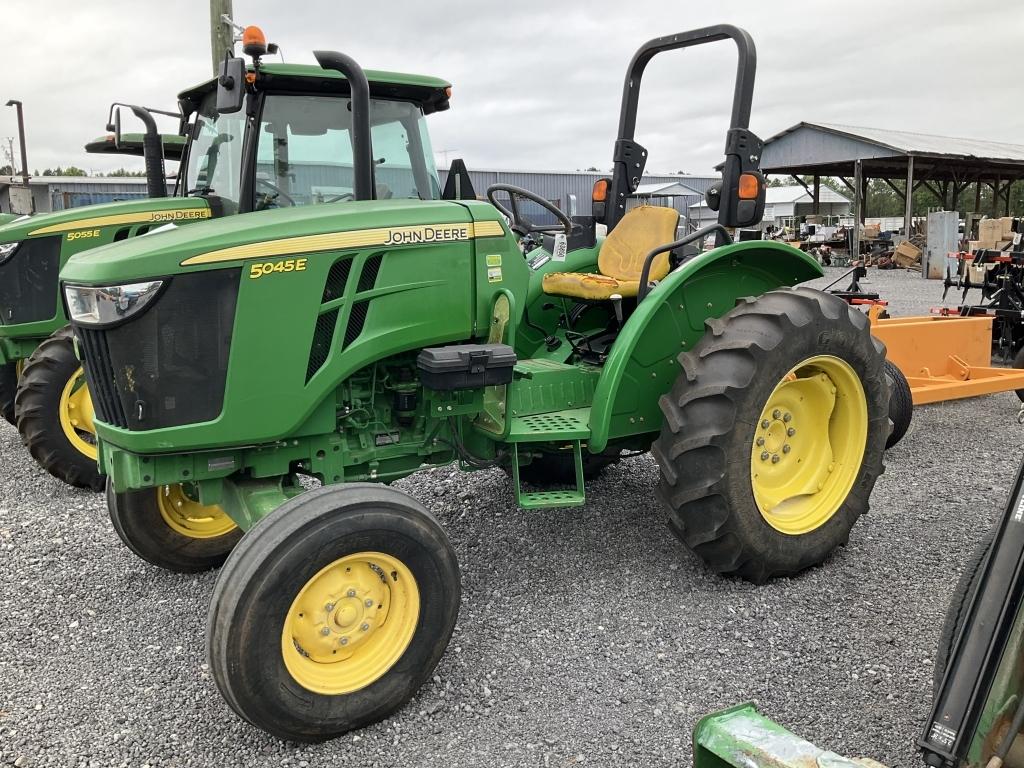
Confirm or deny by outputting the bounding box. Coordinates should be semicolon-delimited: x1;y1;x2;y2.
445;86;452;98
64;281;163;326
738;173;760;200
592;178;609;202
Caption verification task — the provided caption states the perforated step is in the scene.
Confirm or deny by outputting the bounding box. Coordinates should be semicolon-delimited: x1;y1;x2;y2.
507;407;591;443
511;438;586;510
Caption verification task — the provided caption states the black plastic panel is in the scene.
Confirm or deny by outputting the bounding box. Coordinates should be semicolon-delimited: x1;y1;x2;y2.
0;236;61;325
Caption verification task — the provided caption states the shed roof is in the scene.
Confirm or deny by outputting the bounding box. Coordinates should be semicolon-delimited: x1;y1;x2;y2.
632;181;701;197
688;183;849;210
761;122;1024;181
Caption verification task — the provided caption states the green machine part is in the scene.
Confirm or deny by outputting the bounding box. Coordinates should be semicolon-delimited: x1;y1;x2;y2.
693;703;888;768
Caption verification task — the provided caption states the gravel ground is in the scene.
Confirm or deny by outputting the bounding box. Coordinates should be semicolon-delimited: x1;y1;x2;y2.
0;266;1018;768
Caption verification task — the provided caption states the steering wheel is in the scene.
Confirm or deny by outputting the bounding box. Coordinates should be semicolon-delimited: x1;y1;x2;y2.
486;183;573;238
255;178;296;208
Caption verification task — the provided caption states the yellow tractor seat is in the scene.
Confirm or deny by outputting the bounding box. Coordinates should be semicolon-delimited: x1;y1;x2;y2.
541;206;680;300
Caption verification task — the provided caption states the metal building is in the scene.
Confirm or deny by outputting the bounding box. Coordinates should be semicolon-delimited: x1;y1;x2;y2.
0;175;170;215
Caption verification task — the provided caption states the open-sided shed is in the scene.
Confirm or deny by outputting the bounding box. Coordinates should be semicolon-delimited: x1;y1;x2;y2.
760;122;1024;254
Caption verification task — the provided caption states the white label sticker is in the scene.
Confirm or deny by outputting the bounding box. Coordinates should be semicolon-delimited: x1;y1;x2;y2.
552;233;568;262
1015;231;1022;246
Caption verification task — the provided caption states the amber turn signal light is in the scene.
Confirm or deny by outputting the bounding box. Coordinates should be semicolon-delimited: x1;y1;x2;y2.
738;173;760;200
592;178;609;202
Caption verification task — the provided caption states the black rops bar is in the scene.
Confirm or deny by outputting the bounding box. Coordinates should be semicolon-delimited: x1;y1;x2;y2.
606;25;758;231
920;454;1024;766
313;50;376;201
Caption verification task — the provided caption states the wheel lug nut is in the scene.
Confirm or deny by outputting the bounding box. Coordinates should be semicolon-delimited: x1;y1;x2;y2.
320;627;331;636
325;602;335;611
760;451;769;461
364;599;374;607
347;589;356;597
339;637;349;646
771;454;780;464
782;445;791;454
787;427;796;437
360;623;370;632
756;437;765;446
772;409;781;419
761;419;770;429
783;413;792;423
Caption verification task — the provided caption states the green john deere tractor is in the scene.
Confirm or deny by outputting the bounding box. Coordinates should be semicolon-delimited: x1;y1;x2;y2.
0;28;451;491
62;26;889;741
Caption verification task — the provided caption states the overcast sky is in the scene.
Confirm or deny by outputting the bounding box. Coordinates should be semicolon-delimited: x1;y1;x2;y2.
2;0;1022;178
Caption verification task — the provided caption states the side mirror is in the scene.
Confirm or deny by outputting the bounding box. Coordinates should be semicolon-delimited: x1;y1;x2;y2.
112;108;122;149
704;182;722;212
216;57;246;114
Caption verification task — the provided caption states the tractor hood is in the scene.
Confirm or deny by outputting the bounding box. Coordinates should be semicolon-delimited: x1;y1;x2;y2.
0;195;210;245
62;199;485;285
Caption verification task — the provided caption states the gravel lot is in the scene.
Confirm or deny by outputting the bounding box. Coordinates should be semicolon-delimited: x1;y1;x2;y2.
0;266;1018;768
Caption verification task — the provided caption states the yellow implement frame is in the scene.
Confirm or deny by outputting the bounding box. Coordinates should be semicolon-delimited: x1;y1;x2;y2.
870;310;1024;404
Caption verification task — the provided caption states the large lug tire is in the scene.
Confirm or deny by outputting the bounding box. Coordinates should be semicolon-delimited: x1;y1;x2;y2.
0;361;17;426
933;532;992;693
14;327;104;490
652;287;888;584
207;484;461;742
1012;346;1024;402
107;481;242;573
884;360;913;449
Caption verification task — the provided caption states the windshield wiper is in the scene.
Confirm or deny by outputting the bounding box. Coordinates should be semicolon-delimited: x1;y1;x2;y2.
187;186;214;197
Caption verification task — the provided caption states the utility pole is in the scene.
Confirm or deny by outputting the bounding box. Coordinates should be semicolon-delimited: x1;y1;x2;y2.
210;0;234;75
5;100;29;184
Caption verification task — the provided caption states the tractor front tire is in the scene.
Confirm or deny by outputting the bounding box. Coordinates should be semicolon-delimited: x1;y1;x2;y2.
0;362;17;426
652;287;888;584
208;484;460;742
884;360;913;449
107;482;242;573
15;328;103;490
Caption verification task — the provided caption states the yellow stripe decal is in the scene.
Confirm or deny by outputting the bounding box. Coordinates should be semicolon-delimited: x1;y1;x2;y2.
28;207;210;236
182;219;508;266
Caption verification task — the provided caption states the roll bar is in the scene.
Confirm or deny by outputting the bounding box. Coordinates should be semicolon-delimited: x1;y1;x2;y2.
604;25;761;232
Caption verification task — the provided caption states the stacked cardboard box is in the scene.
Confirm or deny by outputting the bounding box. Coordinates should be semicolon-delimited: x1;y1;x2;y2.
972;217;1017;252
893;240;922;267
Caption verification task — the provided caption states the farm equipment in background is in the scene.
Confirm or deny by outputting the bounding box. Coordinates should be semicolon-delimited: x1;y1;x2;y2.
63;26;890;741
693;450;1024;768
0;24;454;491
941;220;1024;369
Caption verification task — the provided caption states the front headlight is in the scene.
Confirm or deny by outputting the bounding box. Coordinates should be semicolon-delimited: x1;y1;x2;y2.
64;281;164;326
0;241;20;266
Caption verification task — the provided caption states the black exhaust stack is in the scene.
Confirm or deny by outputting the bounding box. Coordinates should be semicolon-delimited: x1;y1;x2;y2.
313;50;376;201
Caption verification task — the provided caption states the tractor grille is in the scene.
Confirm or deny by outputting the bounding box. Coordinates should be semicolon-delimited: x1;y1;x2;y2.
0;236;61;325
75;269;240;430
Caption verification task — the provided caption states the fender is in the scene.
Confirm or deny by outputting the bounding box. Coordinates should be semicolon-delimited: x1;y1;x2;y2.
588;240;822;452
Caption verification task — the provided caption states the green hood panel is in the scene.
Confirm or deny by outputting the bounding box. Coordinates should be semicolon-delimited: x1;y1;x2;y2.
0;196;209;244
62;199;490;285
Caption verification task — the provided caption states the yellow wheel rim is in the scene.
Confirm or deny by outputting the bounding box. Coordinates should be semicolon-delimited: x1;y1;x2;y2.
155;484;237;539
750;355;868;535
58;367;97;460
282;551;420;695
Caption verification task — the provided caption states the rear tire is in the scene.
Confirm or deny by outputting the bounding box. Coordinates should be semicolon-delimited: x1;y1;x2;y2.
208;484;460;742
1012;346;1024;402
0;362;17;426
884;360;913;449
652;287;888;583
107;481;241;573
933;533;993;693
15;328;103;490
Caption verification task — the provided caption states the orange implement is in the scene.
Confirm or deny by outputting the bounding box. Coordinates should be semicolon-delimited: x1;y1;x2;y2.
871;314;1024;404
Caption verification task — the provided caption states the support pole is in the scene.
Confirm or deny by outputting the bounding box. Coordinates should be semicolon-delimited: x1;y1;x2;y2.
993;175;1002;216
974;179;982;215
813;174;820;215
210;0;234;75
4;100;29;184
904;156;914;237
852;159;862;259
